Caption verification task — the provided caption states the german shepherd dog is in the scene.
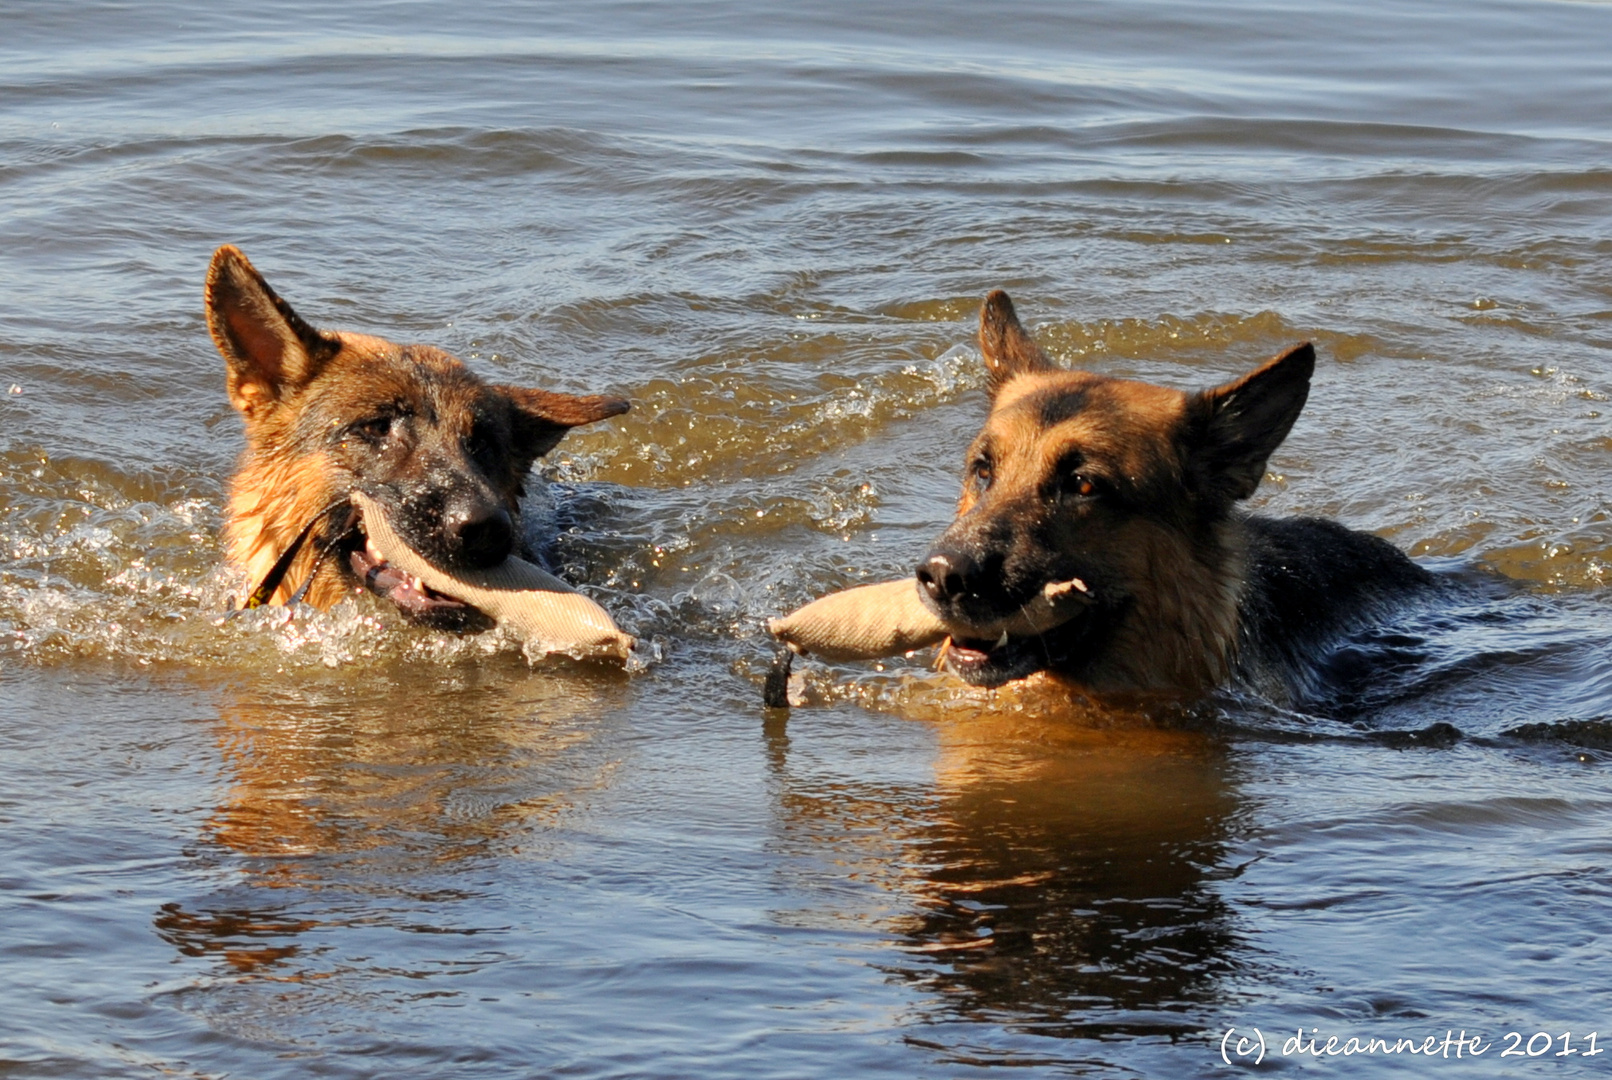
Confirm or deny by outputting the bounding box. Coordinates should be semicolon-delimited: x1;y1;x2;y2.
207;245;628;629
915;291;1434;702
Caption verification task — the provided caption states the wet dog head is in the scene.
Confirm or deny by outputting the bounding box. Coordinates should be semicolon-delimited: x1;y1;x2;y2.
208;245;628;627
917;290;1313;691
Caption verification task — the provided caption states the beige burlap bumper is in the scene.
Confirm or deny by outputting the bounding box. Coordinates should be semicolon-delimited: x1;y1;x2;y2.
767;578;949;661
352;492;634;662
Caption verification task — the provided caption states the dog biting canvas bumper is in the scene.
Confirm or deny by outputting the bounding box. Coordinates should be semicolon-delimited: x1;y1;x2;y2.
762;575;1096;705
351;491;634;662
767;578;949;662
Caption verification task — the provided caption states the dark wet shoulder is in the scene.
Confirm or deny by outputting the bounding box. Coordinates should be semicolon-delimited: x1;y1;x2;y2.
1235;515;1436;699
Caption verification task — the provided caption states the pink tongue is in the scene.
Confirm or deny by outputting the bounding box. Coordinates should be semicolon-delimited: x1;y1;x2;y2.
349;549;465;615
948;640;994;661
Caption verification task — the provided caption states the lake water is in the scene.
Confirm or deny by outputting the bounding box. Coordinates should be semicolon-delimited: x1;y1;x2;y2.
3;1;1611;1076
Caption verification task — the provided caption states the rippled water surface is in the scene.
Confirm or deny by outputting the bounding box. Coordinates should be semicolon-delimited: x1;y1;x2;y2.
3;2;1611;1077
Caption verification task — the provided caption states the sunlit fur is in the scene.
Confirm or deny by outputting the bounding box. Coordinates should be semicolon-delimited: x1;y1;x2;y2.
227;433;345;608
944;371;1244;692
918;290;1431;699
223;333;467;608
208;246;627;614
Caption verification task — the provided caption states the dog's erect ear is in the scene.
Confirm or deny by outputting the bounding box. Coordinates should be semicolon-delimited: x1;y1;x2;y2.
501;387;630;463
1186;342;1315;504
979;290;1054;396
206;245;338;417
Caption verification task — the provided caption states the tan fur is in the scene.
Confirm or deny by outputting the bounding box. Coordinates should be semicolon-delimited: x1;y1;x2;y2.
1071;519;1244;693
962;378;1243;692
225;450;344;607
207;246;628;615
222;332;417;607
906;289;1318;695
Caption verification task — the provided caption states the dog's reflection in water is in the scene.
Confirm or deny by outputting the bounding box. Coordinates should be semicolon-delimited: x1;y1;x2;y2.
767;680;1240;1039
156;668;624;977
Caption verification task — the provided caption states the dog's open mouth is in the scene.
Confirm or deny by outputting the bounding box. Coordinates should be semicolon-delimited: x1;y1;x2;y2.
348;533;495;632
945;630;1063;687
938;577;1097;688
344;491;635;660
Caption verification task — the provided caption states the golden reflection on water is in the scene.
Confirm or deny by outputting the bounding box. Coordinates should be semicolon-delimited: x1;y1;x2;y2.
156;666;625;976
769;679;1240;1037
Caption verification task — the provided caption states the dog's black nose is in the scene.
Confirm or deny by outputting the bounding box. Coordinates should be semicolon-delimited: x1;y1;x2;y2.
916;551;975;604
445;500;514;569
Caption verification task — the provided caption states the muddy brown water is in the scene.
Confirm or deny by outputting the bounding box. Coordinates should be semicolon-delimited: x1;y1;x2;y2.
2;2;1611;1077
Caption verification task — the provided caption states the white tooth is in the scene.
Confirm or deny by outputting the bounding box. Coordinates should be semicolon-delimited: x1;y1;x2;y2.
995;630;1010;650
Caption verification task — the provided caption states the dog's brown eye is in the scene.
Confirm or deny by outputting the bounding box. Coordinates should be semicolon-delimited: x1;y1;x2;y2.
350;415;393;444
1064;473;1098;499
969;458;994;492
